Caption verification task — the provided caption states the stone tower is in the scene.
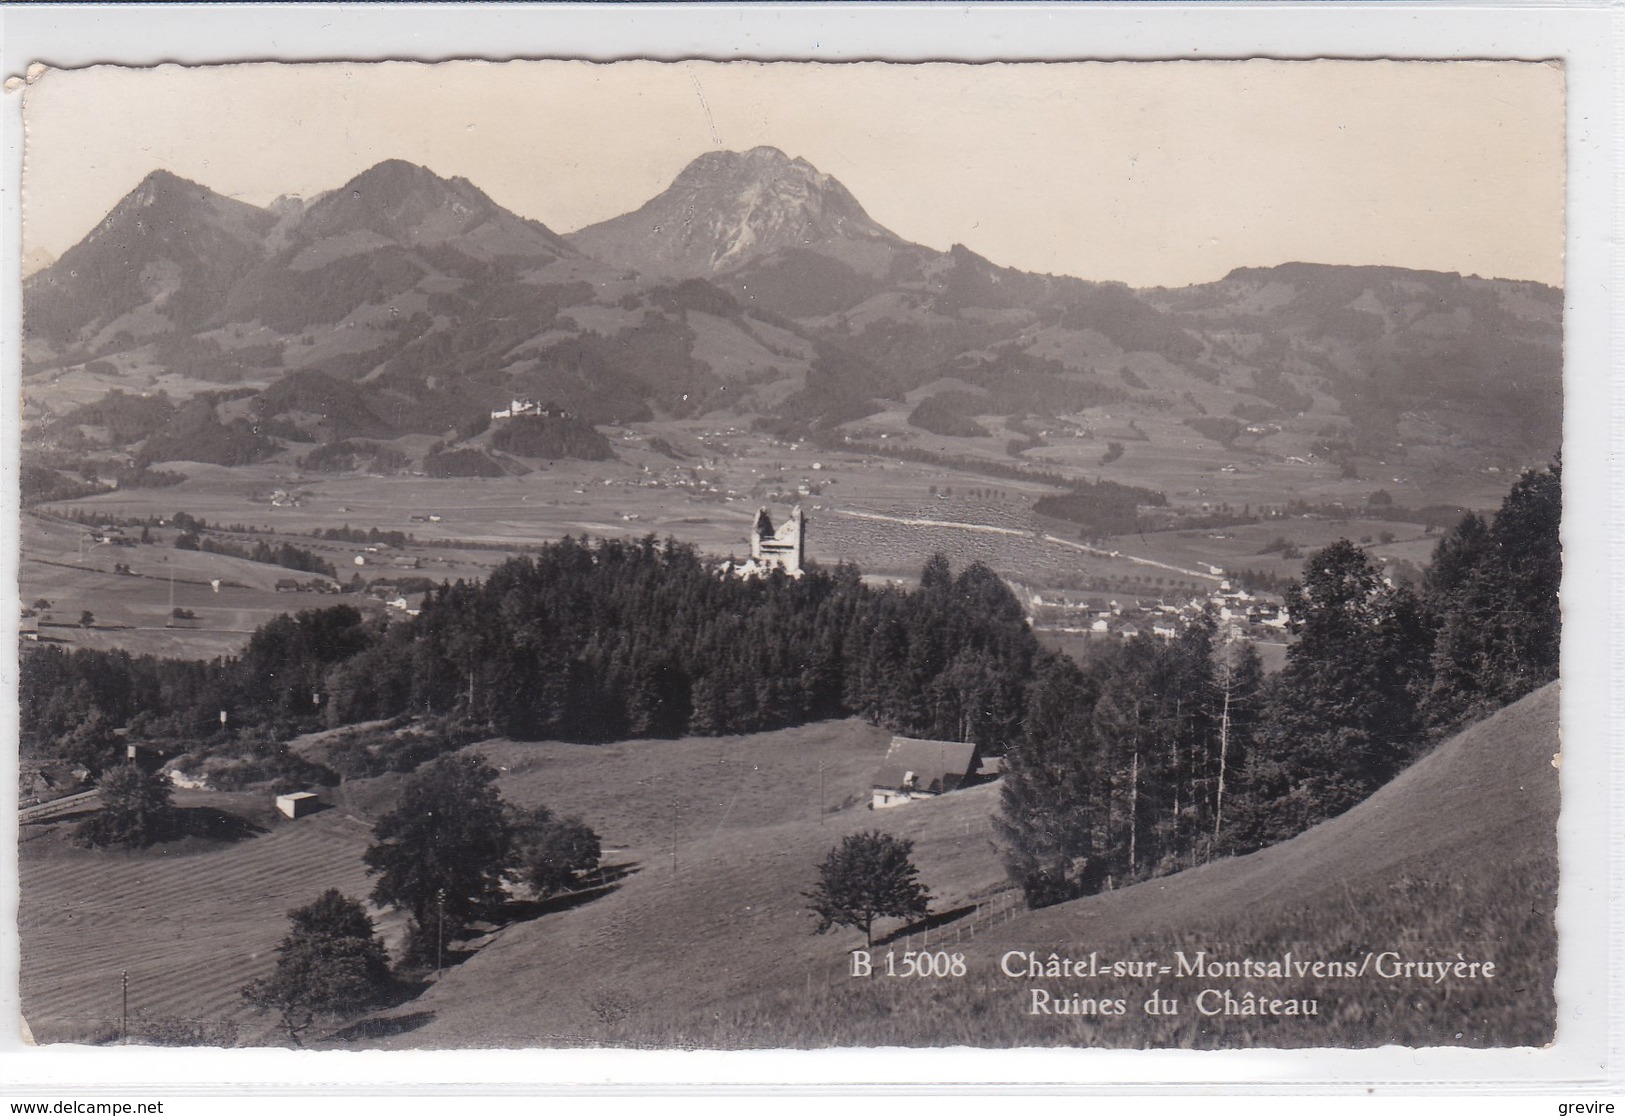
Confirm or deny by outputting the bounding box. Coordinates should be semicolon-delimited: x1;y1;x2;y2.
749;505;806;576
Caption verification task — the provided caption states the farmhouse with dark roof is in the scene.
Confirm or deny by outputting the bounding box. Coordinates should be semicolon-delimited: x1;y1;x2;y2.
871;736;981;809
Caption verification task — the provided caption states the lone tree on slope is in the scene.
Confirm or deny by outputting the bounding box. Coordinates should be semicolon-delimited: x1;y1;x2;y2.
805;830;932;948
241;889;393;1046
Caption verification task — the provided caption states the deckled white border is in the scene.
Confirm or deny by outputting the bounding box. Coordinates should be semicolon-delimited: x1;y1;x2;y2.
0;1;1614;1095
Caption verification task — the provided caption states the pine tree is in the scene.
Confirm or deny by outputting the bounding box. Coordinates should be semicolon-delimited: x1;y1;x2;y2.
1210;641;1264;853
996;651;1102;906
1254;539;1431;831
1422;460;1560;732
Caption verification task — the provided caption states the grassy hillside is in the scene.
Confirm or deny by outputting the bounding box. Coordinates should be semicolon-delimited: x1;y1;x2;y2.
629;683;1559;1048
360;684;1556;1049
361;719;1015;1048
20;687;1558;1050
19;790;384;1046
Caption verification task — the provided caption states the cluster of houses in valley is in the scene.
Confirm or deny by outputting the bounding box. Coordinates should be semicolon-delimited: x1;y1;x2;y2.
617;458;828;508
1027;577;1288;642
82;527;138;547
262;489;305;508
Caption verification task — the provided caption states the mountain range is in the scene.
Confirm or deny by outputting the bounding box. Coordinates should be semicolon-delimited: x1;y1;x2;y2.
22;146;1562;484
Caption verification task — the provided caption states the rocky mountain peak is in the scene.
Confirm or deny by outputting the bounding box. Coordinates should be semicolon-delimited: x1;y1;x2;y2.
299;160;487;237
126;168;199;206
670;145;814;187
292;159;576;261
93;169;261;236
569;147;909;278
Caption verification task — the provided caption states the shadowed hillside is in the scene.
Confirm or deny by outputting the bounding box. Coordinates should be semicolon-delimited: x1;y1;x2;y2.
404;683;1555;1049
20;678;1559;1050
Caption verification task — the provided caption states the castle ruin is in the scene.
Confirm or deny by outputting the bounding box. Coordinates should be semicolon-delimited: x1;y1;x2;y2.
741;505;806;577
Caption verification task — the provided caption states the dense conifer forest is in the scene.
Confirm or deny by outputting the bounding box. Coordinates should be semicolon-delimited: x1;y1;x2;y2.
998;459;1561;904
20;537;1037;758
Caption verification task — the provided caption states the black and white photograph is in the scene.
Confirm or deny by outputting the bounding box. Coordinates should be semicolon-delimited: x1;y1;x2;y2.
12;53;1572;1059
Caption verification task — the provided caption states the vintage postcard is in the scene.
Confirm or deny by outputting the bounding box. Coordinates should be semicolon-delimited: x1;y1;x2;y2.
13;56;1569;1058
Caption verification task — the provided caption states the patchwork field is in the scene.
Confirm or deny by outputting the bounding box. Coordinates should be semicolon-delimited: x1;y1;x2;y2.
850;397;1518;512
23;423;1229;660
20;513;400;659
1108;517;1442;587
24;404;1508;664
18;789;385;1046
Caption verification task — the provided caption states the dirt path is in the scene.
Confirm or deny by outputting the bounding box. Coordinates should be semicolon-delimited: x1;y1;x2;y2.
832;508;1222;581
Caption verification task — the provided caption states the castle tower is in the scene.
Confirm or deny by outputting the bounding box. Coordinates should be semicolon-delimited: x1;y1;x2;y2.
749;505;806;576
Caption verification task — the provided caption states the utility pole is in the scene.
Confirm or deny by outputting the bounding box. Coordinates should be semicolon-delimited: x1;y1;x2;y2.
436;889;446;977
1171;698;1182;854
818;762;825;824
1213;683;1233;844
1128;739;1139;876
670;797;679;877
120;970;128;1044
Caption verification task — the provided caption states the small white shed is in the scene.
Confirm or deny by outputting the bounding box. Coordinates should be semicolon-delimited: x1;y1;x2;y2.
275;791;320;819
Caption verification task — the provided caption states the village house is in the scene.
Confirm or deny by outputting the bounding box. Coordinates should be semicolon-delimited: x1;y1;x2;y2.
124;742;168;774
871;737;981;809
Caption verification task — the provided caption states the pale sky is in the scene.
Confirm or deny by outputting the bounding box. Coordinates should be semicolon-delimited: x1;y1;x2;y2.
22;58;1565;288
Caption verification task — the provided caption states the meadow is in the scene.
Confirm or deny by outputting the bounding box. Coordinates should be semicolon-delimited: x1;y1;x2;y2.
19;682;1558;1050
585;684;1560;1049
360;723;1014;1049
24;416;1237;662
20;718;978;1048
21;514;362;660
1108;517;1442;587
18;787;385;1046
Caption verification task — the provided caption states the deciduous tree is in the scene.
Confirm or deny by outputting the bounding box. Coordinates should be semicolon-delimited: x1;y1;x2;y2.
364;753;511;942
241;889;392;1046
509;805;602;896
1249;539;1431;835
75;764;175;848
805;831;931;947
